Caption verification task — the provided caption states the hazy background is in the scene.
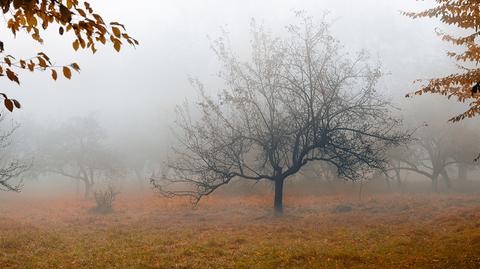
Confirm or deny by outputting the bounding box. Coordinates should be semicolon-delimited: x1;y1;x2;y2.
1;0;466;123
0;0;476;194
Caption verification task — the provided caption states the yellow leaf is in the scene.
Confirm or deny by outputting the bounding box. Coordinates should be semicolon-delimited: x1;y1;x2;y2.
112;26;121;38
73;40;79;51
113;41;121;52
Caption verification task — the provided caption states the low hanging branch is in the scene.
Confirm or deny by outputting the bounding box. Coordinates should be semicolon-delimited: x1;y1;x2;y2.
0;0;139;111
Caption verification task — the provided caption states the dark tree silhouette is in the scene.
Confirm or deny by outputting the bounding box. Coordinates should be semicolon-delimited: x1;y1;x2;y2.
152;13;409;214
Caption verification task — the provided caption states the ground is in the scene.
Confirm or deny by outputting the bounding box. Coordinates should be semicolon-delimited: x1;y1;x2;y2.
1;192;480;268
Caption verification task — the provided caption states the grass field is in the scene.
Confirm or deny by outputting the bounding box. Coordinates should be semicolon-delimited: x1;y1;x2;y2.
1;192;480;268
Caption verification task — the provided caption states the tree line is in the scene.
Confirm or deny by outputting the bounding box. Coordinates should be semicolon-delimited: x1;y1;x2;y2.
1;1;480;215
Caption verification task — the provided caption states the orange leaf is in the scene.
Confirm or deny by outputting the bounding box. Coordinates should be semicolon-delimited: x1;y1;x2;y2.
70;63;81;72
51;69;58;81
4;99;13;112
112;26;121;38
73;40;79;51
63;66;71;79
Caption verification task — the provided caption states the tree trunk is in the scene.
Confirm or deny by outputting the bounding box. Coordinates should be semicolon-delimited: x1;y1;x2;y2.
431;175;438;192
75;178;80;197
441;169;451;190
84;181;93;199
358;180;365;201
457;163;468;181
394;168;402;189
134;167;145;189
384;176;391;191
274;177;284;215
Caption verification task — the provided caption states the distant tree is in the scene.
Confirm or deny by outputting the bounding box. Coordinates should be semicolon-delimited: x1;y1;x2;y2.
35;116;123;198
120;142;163;188
152;13;409;214
405;1;480;121
389;138;453;192
295;162;338;186
388;126;479;191
385;148;409;189
0;0;138;111
444;127;480;181
0;115;29;191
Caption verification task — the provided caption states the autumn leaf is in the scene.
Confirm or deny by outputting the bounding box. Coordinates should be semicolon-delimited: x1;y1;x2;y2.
12;99;20;109
51;69;58;80
27;14;37;27
4;57;11;66
38;57;47;68
0;0;138;112
113;41;121;52
6;69;19;84
407;1;480;121
27;61;35;71
110;21;126;31
112;26;121;38
4;99;13;112
63;66;72;79
73;40;79;51
70;63;81;72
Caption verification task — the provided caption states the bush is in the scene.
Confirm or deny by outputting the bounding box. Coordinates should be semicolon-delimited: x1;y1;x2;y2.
90;185;119;214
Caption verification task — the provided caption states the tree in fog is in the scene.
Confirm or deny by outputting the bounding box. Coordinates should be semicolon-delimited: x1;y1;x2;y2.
388;139;453;191
388;126;479;191
447;127;480;182
121;142;163;188
152;13;409;214
0;115;29;191
35;116;123;198
295;162;338;186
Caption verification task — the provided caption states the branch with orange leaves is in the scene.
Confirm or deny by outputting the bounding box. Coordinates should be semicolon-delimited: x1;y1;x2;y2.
0;0;138;111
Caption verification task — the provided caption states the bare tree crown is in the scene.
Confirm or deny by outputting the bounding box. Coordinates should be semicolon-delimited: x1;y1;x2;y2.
153;13;409;205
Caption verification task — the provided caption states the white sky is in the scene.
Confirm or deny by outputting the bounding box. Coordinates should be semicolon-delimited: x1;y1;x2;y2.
0;0;468;143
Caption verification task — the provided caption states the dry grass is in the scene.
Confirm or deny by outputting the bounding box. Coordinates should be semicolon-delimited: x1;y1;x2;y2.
1;192;480;268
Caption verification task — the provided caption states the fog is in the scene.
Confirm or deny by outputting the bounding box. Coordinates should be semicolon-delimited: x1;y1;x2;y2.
0;0;474;193
4;0;465;120
2;1;480;267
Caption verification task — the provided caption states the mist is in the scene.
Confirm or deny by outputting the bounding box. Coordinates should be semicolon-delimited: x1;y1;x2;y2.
1;0;480;268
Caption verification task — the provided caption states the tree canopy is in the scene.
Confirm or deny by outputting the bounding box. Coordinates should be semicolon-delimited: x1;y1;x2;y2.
152;14;410;214
0;0;138;111
405;0;480;121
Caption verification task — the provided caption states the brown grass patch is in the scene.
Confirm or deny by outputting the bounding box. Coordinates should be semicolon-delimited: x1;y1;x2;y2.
0;192;480;268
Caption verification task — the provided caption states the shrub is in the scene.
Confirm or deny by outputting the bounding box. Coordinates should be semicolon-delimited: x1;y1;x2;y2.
91;185;119;214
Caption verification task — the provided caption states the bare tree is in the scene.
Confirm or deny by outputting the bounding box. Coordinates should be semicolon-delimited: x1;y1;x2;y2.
0;115;29;191
447;127;480;183
389;126;479;191
152;13;409;214
35;116;124;198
